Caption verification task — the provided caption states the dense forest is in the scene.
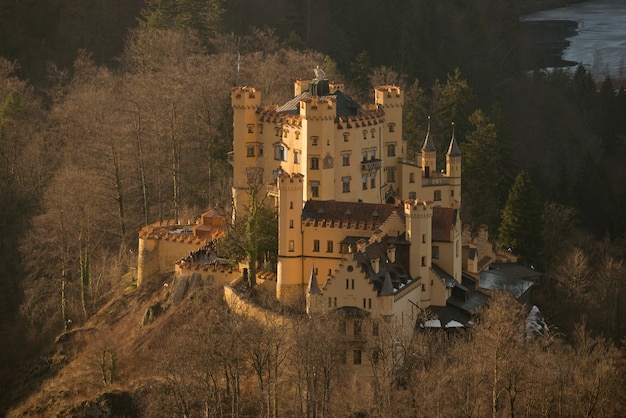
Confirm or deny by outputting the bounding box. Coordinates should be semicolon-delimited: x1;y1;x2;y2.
1;0;626;416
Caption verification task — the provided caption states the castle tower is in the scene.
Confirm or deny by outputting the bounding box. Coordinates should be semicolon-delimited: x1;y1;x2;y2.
445;122;462;209
404;199;434;303
231;86;262;218
277;172;305;304
421;117;437;178
375;85;405;160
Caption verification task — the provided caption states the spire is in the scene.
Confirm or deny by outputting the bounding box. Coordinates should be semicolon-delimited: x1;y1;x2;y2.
446;122;460;157
422;116;437;152
307;266;321;294
379;272;395;296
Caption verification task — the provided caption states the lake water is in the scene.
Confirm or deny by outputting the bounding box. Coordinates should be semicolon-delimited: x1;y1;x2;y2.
522;0;626;80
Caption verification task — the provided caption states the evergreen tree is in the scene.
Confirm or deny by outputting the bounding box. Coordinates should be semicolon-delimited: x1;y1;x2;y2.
403;79;429;158
498;170;543;266
461;109;503;229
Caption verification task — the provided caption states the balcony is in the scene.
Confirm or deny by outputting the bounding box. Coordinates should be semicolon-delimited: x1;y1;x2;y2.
361;159;382;171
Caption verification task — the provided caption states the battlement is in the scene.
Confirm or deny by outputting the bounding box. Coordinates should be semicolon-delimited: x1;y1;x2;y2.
404;199;433;218
375;85;403;106
300;97;336;120
337;112;384;129
231;86;261;109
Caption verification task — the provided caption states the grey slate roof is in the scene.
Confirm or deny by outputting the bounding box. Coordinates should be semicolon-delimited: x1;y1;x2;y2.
447;132;461;156
307;268;321;294
422;117;437;152
275;88;366;118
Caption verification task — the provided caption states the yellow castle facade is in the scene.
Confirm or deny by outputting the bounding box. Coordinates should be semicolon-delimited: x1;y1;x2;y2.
231;74;473;330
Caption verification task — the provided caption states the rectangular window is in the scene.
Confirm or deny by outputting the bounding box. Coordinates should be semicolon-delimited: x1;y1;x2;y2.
258;124;264;134
327;240;333;253
363;298;367;309
246;145;255;157
362;151;367;161
372;320;379;336
388;123;395;132
434;190;442;201
289;220;294;229
289;240;295;252
409;172;415;183
370;173;376;188
387;143;396;157
311;157;319;170
386;167;395;183
346;279;350;289
328;297;332;307
368;298;372;309
247;124;254;133
313;240;320;252
275;145;287;161
294;150;301;164
432;246;439;259
342;153;350;166
353;349;362;365
342;177;350;193
362;175;368;190
311;181;319;198
258;145;263;156
311;136;319;146
370;149;376;160
354;320;361;336
363;130;368;140
421;256;426;266
371;128;376;138
409;191;416;200
351;279;355;289
343;132;350;142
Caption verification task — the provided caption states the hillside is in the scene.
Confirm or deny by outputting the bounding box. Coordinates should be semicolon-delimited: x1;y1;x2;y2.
5;274;209;417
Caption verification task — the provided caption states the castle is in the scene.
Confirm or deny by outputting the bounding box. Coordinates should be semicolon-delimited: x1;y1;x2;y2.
137;71;535;343
230;73;486;330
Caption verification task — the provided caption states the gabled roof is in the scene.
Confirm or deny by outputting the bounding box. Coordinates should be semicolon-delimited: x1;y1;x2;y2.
350;234;413;296
302;200;404;226
432;207;457;242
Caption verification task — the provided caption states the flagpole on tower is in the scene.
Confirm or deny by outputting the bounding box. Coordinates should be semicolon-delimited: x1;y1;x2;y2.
237;51;241;85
